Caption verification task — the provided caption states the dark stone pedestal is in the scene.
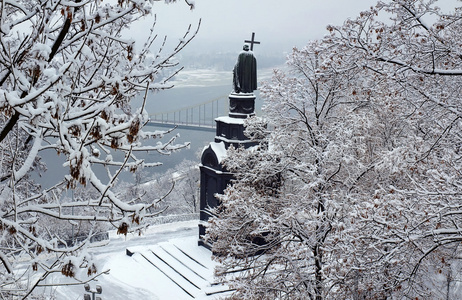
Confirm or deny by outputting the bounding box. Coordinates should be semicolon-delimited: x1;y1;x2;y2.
228;93;256;118
198;93;257;248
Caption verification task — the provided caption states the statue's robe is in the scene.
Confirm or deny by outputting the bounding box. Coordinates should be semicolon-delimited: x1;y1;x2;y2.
233;51;257;93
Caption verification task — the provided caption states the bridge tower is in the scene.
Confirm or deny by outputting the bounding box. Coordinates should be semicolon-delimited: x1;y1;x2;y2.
198;93;259;247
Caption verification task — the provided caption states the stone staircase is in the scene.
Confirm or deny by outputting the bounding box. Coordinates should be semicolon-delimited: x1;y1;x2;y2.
126;241;233;299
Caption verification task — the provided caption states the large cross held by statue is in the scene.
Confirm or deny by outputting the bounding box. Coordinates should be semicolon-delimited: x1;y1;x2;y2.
245;32;260;51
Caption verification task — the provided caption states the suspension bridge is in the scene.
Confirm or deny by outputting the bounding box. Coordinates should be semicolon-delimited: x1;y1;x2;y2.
147;95;229;132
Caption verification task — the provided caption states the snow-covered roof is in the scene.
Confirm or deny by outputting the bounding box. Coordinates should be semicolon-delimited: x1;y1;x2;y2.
215;116;245;125
229;92;255;98
215;136;255;145
209;141;227;163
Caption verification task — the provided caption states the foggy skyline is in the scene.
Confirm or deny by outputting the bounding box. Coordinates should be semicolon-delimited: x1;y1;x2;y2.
132;0;378;55
126;0;461;70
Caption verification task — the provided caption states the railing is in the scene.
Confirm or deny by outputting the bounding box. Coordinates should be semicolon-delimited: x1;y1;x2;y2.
149;95;228;129
149;213;199;226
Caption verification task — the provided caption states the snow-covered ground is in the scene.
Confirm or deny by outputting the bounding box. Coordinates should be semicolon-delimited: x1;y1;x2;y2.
35;220;230;300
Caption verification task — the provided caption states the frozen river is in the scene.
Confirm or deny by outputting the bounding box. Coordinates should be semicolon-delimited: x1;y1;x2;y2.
36;67;271;187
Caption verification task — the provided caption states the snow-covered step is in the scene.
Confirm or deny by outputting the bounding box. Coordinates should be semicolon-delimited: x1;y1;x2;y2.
149;248;204;290
203;283;234;296
173;241;217;270
160;243;211;280
128;253;187;299
152;245;209;287
140;250;200;298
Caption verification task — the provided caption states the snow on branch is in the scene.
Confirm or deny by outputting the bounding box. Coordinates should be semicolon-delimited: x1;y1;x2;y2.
0;0;199;296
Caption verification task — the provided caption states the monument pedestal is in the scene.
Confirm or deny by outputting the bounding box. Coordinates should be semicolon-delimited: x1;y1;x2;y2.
228;93;255;118
198;93;258;248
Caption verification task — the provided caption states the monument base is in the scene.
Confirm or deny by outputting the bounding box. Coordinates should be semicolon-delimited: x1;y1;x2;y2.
229;93;256;119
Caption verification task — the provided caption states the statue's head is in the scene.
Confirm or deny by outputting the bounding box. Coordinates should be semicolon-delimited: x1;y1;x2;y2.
243;44;250;51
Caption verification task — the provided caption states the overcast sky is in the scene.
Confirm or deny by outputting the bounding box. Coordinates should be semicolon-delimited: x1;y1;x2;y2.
131;0;377;55
129;0;460;57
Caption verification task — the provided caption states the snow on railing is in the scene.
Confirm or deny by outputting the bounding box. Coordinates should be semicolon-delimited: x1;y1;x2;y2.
149;213;199;226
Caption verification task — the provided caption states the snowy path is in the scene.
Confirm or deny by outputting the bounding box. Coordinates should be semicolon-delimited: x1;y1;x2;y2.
35;220;232;299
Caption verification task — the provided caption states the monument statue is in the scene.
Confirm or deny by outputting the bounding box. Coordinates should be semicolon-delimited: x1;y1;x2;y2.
199;33;261;248
233;44;257;94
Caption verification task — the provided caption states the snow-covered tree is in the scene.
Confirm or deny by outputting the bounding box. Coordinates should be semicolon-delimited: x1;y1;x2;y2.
116;159;199;216
207;41;395;299
170;159;200;213
0;0;198;297
208;1;462;298
326;0;462;298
